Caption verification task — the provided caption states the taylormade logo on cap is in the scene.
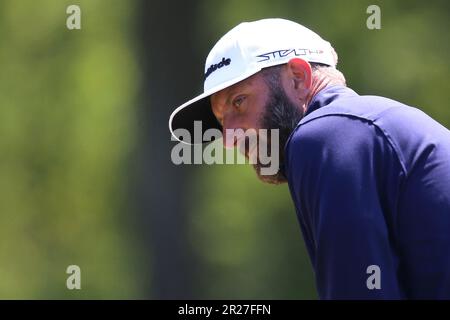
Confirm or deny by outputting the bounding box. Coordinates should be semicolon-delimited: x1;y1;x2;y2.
205;57;232;79
169;18;337;143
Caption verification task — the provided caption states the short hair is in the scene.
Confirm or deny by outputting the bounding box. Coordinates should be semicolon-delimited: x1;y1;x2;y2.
260;60;346;88
310;63;346;86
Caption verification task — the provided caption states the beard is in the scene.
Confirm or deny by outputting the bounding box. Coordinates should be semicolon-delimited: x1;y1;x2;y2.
251;85;304;184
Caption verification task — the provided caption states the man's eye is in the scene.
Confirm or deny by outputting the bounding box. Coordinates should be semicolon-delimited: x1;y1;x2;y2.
232;96;246;108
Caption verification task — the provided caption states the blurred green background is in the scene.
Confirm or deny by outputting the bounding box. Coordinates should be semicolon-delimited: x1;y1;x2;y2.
0;0;448;299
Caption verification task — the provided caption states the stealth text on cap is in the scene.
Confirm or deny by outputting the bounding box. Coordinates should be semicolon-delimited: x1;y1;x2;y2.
204;57;231;79
256;48;324;62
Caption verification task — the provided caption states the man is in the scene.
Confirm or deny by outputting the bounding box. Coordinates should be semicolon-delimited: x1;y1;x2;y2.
168;18;450;299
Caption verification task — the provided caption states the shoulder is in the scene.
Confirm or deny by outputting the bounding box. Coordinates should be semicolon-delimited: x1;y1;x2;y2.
283;113;403;186
286;114;378;164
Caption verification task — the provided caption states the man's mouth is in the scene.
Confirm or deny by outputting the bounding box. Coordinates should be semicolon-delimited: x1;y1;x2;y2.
237;136;262;164
246;144;258;163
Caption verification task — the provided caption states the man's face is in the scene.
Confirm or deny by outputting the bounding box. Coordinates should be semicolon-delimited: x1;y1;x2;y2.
210;67;304;184
210;73;269;144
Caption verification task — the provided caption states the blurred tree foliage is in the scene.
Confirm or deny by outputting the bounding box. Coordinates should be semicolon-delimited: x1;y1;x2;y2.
0;1;141;298
0;0;448;299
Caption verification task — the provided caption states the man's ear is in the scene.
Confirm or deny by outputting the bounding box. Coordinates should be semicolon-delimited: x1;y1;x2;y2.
286;58;312;91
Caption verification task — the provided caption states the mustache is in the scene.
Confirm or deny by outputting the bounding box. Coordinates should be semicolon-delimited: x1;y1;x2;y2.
237;133;272;160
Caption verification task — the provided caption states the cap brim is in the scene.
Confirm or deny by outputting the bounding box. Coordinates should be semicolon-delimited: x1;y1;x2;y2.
169;90;221;145
169;67;261;145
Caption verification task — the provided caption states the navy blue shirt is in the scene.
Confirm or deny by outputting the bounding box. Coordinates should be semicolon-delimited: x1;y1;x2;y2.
284;85;450;299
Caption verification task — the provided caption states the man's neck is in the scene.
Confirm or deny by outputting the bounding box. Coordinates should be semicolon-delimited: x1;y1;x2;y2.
304;75;337;108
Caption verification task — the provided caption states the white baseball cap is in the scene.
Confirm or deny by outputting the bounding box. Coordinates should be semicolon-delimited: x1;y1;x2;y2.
169;18;336;144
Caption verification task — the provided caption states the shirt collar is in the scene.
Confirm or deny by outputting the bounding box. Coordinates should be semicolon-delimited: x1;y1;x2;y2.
280;85;358;177
304;85;358;117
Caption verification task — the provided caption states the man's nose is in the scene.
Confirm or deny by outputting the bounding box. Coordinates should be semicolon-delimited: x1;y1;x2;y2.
222;118;243;149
